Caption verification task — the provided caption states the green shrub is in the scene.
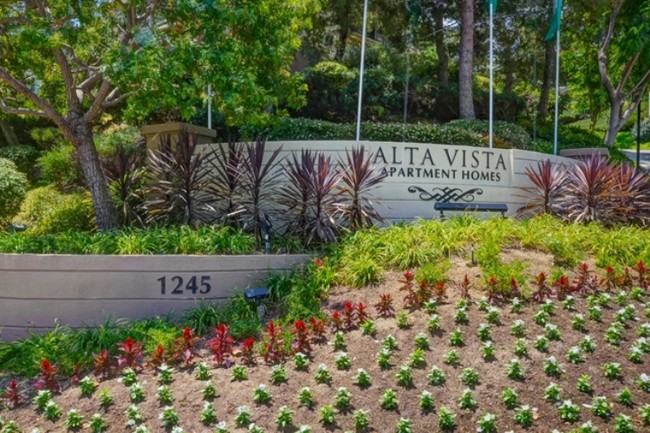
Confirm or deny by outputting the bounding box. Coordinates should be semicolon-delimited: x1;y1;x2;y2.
37;144;82;188
12;186;96;234
521;121;604;150
0;158;28;227
446;119;531;149
0;145;39;179
264;118;489;146
632;118;650;143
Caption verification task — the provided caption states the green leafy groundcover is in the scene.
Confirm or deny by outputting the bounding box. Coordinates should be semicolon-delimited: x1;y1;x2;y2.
2;215;650;378
0;226;257;255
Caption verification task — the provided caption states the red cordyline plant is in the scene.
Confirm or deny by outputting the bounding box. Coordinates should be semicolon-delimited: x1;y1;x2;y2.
3;379;26;407
308;316;327;339
173;326;201;366
458;274;472;300
554;275;574;300
291;320;311;354
116;337;144;370
573;263;598;295
335;145;387;231
600;265;618;292
206;324;235;366
517;159;567;216
611;163;650;225
634;260;649;289
263;320;285;364
558;156;618;223
374;293;395;317
532;272;553;303
146;345;166;370
34;359;60;392
69;364;83;386
240;338;256;365
330;311;343;332
342;301;357;329
93;350;113;380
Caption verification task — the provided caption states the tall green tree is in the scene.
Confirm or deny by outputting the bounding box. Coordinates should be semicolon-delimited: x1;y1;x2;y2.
0;0;315;230
566;0;650;145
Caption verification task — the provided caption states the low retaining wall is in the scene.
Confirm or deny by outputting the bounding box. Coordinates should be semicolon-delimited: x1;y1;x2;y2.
0;254;309;340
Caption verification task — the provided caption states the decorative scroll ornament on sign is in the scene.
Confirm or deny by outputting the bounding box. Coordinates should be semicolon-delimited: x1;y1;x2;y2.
407;186;484;202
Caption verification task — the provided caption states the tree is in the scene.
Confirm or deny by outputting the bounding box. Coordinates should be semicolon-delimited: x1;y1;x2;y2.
565;0;650;145
597;0;650;145
0;0;315;230
458;0;475;118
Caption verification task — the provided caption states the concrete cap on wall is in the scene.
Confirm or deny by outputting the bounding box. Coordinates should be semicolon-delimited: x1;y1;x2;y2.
559;148;610;160
142;122;217;151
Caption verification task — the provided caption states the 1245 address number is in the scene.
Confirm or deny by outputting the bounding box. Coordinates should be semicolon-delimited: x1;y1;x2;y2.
157;275;211;295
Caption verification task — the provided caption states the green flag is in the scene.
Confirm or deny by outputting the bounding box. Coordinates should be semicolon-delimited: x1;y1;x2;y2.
485;0;498;13
544;0;563;41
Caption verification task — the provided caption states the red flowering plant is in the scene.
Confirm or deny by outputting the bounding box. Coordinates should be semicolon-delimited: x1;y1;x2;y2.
573;262;598;295
206;324;235;367
93;349;113;380
173;326;201;366
239;338;256;365
115;337;144;370
485;276;503;304
342;301;356;329
308;316;327;340
262;320;285;364
291;320;311;354
554;275;574;300
634;259;649;289
330;311;343;332
399;270;419;308
600;265;618;292
34;359;60;393
356;302;369;325
3;379;26;407
532;272;553;303
458;274;472;301
374;293;394;317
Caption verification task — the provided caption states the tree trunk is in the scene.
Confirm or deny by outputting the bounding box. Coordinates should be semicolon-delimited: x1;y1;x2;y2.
538;41;554;120
604;102;622;146
68;117;119;230
433;5;449;88
458;0;475;119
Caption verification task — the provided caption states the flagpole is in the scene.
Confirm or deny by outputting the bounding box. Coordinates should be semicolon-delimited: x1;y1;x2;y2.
207;84;212;129
356;0;369;142
489;2;494;149
553;27;560;155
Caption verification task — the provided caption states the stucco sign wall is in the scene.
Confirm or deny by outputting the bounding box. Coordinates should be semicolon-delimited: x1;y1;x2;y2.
200;141;572;221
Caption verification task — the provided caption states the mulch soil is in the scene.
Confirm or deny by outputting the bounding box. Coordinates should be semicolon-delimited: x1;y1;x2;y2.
2;251;650;432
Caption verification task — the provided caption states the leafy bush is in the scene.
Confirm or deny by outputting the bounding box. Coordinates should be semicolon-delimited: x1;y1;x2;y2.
12;186;96;234
299;62;357;122
0;225;256;254
631;118;650;143
0;145;39;179
446;119;532;149
37;144;83;188
265;118;488;146
520;121;604;151
0;158;28;227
